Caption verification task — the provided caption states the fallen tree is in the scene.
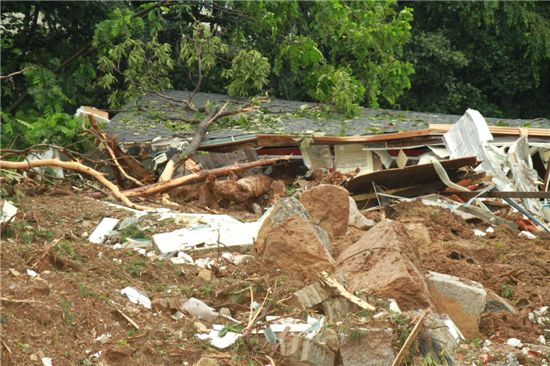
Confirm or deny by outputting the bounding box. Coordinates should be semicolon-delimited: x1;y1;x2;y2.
117;156;290;198
0;156;290;208
0;158;150;210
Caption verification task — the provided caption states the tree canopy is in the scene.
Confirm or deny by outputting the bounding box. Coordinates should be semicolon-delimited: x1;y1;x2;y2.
1;1;549;149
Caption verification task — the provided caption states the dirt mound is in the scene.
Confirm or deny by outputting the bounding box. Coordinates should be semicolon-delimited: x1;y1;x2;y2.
390;200;550;339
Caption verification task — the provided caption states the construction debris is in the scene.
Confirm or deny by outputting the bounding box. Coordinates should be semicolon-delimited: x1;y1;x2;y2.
1;105;549;365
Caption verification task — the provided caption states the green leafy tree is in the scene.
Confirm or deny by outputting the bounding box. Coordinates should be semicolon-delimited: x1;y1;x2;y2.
399;1;550;118
224;49;271;97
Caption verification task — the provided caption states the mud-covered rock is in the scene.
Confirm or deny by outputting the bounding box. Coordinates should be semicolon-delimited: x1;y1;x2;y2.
253;197;334;280
336;219;432;310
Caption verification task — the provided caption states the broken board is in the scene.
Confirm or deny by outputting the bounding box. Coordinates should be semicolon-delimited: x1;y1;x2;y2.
344;156;479;195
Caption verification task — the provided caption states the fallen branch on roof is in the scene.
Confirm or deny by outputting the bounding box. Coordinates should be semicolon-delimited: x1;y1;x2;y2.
122;156;290;198
160;98;265;182
0;158;150;210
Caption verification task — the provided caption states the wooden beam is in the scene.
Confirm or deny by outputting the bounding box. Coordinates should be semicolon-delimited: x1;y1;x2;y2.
441;191;550;199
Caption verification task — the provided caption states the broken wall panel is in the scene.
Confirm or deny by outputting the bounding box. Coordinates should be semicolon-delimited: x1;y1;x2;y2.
344;156;478;195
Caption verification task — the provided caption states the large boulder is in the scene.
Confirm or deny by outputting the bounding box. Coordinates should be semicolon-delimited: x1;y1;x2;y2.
336;219;432;310
299;184;350;238
426;271;487;339
253;197;334;280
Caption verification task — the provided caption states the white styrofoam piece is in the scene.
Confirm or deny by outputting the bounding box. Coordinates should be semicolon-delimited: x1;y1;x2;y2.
89;218;119;244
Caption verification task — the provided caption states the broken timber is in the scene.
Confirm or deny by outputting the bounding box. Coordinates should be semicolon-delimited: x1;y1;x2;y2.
319;272;376;311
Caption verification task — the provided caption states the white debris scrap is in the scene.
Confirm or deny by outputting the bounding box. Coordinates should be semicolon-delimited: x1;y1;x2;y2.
0;200;18;224
519;231;537;240
528;306;549;325
27;269;38;277
95;333;111;344
152;212;270;255
196;324;241;349
89;218;119;244
120;287;151;309
473;229;487;237
506;338;523;348
41;358;53;366
182;297;218;322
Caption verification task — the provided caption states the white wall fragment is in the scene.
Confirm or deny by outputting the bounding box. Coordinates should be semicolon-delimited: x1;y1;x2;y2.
89;218;119;244
120;287;151;309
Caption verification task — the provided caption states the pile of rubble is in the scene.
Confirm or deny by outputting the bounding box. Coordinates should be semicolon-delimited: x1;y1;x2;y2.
1;105;549;365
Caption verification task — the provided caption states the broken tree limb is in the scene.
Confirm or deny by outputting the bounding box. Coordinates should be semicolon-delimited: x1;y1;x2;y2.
119;156;291;198
391;310;429;366
161;99;261;182
85;115;146;187
160;102;229;181
0;158;150;210
319;272;376;311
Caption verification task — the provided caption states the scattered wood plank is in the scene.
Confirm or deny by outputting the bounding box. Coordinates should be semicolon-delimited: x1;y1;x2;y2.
391;310;429;366
116;308;140;330
319;272;376;311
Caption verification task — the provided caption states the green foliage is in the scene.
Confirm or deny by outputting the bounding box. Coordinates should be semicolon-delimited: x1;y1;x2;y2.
224;50;271;97
180;22;228;79
122;259;146;278
312;66;365;117
399;1;550;118
95;7;174;107
219;324;244;338
24;65;71;114
502;284;514;299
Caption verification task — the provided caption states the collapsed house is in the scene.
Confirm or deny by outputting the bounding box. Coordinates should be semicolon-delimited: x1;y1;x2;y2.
2;91;550;366
105;90;550;218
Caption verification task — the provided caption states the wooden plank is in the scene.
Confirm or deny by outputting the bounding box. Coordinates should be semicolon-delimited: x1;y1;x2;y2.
344;156;478;194
319;272;376;311
391;310;429;366
429;124;550;137
441;191;550;198
256;129;433;146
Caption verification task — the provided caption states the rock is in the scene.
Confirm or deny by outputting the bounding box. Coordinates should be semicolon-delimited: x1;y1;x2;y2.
322;298;354;322
484;289;518;315
339;328;395;366
426;271;487;339
280;336;336;366
299;184;350;238
253;197;334;280
313;328;340;352
195;357;219;366
182;298;218;322
404;223;432;245
292;282;331;309
348;197;375;230
197;269;213;282
336;219;432;310
194;321;209;333
214;174;272;202
418;312;461;365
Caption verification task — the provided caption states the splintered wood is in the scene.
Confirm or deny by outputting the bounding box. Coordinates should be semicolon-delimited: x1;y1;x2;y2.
319;272;376;311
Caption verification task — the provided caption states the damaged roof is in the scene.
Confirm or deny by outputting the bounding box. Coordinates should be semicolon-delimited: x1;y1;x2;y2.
107;90;550;145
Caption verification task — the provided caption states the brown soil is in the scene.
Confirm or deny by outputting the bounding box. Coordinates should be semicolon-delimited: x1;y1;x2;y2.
0;195;300;366
390;200;549;342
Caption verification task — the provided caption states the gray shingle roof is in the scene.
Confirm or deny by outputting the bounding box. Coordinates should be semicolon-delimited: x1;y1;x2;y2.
107;90;550;145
